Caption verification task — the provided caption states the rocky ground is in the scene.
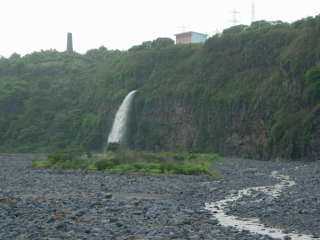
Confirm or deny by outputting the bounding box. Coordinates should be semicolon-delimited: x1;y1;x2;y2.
0;154;319;240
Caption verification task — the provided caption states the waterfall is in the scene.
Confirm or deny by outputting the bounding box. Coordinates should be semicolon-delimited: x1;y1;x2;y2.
107;90;137;146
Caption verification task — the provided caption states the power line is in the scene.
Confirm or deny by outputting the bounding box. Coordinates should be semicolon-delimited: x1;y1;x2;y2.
230;9;240;26
251;1;256;23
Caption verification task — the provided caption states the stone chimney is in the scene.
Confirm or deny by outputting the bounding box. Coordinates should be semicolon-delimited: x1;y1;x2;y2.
67;32;73;53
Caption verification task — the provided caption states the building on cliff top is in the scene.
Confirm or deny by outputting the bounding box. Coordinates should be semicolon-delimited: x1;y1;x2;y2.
175;31;208;44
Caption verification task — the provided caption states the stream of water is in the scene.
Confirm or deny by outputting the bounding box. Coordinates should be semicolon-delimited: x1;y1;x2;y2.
205;171;318;240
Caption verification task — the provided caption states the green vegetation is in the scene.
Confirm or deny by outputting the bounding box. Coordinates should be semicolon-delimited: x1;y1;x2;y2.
32;150;221;177
1;16;320;160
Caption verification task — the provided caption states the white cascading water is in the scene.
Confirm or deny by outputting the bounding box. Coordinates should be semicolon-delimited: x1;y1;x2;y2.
205;171;317;240
107;90;137;145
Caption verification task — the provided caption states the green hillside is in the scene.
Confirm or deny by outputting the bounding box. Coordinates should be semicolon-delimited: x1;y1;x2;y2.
1;17;320;160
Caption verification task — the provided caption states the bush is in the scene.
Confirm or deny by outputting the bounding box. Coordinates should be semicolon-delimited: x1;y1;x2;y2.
32;150;221;177
47;146;85;164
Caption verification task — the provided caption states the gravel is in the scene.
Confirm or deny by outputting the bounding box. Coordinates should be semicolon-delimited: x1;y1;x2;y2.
0;154;319;240
226;160;320;238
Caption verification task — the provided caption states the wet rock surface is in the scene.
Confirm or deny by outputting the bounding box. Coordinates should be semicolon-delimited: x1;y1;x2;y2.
0;154;319;239
227;161;320;238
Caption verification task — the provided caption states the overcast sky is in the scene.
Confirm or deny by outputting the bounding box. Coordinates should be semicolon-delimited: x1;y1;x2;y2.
1;0;320;57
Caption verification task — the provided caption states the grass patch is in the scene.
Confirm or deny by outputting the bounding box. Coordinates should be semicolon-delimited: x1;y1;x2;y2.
32;149;221;177
31;160;51;169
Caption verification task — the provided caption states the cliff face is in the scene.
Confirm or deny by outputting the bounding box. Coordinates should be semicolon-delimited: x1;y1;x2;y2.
1;18;320;160
130;18;320;160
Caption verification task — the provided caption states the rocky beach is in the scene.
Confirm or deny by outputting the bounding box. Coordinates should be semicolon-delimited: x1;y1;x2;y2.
0;155;319;240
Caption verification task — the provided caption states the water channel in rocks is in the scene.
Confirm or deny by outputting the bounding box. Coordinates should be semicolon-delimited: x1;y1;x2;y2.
205;170;319;240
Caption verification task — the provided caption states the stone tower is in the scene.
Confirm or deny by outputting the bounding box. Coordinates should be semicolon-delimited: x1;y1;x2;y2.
67;32;73;53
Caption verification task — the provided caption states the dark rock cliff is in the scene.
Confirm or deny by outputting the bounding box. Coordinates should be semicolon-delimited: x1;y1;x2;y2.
1;18;320;161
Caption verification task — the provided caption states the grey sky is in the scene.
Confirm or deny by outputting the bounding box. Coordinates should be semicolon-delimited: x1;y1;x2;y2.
1;0;320;57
